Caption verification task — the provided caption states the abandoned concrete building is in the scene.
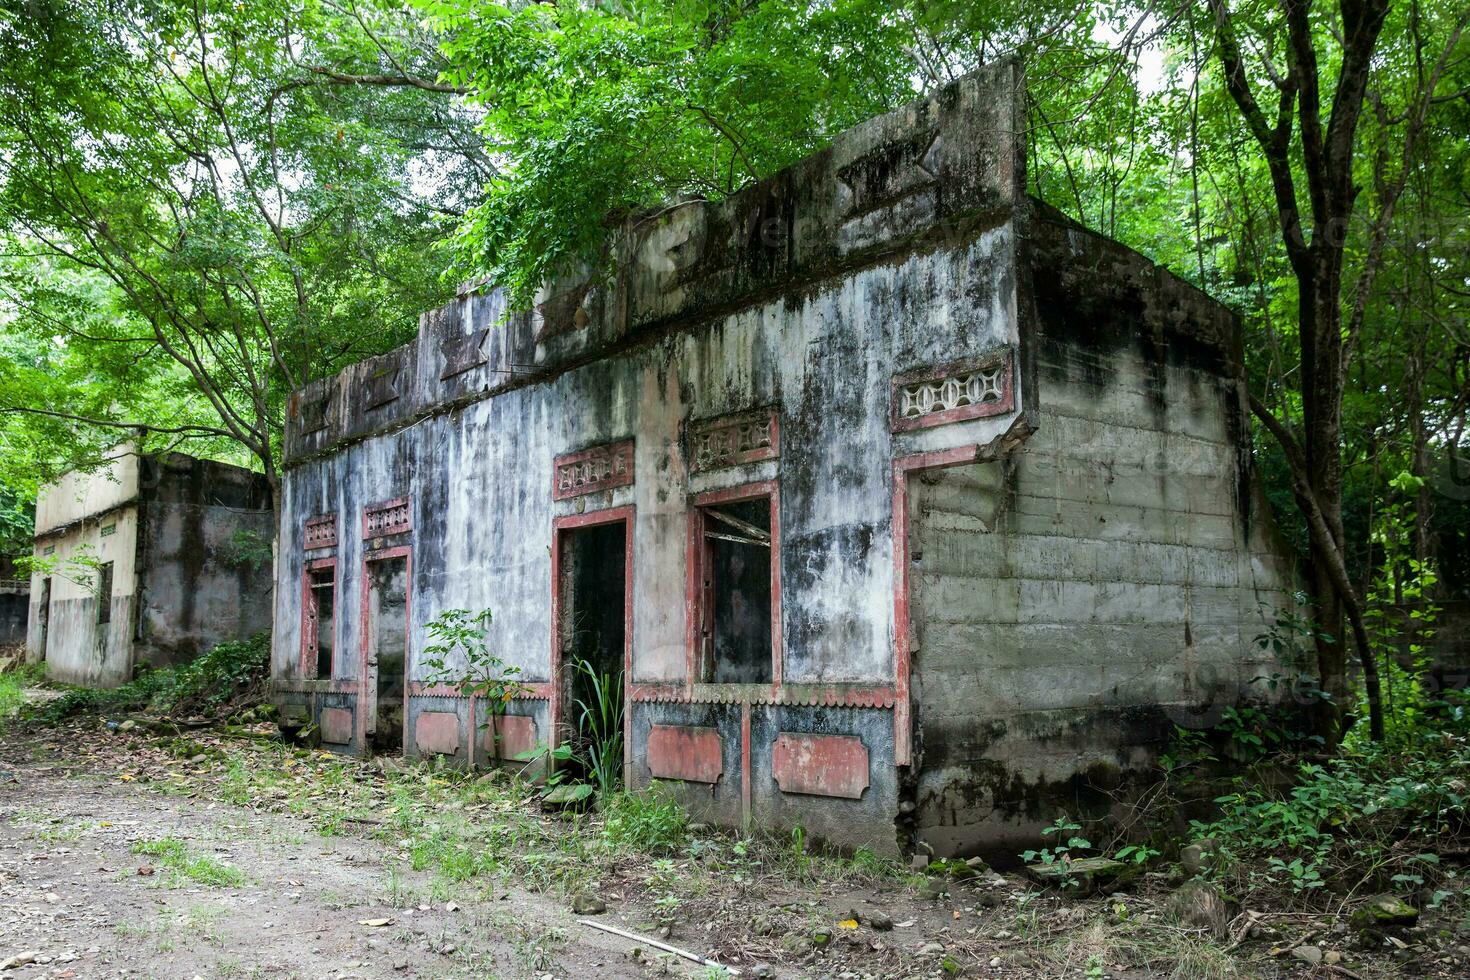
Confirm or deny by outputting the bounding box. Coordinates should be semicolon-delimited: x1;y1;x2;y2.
1;558;27;649
271;61;1295;856
28;450;274;688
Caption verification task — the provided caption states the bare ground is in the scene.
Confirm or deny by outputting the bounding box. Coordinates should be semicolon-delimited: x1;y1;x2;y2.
1;714;1465;980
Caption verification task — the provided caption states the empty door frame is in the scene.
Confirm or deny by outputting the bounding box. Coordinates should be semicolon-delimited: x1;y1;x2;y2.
359;544;412;753
550;506;635;783
891;445;982;767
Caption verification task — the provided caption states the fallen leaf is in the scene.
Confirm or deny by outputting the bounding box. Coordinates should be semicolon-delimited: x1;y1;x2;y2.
838;919;859;930
895;920;915;929
359;918;392;927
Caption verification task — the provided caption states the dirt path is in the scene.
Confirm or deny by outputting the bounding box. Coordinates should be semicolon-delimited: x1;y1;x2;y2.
0;747;685;979
6;716;1452;980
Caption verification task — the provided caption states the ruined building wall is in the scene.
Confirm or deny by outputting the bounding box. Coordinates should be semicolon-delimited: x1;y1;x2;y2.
908;207;1296;857
134;455;275;669
274;61;1030;853
27;453;274;687
27;452;141;687
271;61;1296;853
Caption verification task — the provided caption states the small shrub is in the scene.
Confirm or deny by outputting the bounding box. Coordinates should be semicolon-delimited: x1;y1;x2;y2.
0;665;39;723
28;632;269;722
601;788;689;856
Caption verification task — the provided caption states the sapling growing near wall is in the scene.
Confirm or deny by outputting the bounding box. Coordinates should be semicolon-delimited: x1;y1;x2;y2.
16;544;102;594
419;609;527;761
570;657;623;799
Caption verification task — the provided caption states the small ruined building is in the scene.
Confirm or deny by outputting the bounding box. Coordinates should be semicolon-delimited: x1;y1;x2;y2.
27;450;274;688
272;61;1294;856
1;558;28;649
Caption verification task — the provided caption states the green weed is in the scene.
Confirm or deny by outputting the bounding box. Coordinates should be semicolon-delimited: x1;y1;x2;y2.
130;836;245;888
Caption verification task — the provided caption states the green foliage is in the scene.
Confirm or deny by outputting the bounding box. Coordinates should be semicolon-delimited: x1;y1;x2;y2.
0;0;482;492
217;529;274;573
0;487;33;558
420;0;931;305
1190;715;1470;902
420;609;528;757
131;836;245;888
0;662;45;724
17;543;103;594
600;787;689;856
32;632;269;722
570;657;623;799
1358;472;1444;748
1021;815;1091;871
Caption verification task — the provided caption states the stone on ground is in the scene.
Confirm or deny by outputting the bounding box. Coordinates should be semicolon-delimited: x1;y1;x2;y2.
1349;894;1418;931
1026;856;1140;896
1164;879;1231;938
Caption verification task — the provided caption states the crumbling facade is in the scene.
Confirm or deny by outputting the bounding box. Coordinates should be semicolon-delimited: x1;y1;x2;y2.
272;61;1295;856
28;451;274;687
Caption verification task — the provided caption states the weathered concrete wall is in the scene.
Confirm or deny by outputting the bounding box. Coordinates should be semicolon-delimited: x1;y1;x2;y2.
28;452;273;687
905;206;1297;857
27;506;140;688
271;61;1297;853
33;449;139;536
135;455;275;668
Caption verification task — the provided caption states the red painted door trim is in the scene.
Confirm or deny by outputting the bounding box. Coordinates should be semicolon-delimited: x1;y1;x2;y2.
360;544;412;755
891;445;980;766
686;479;782;692
300;556;338;679
551;505;635;783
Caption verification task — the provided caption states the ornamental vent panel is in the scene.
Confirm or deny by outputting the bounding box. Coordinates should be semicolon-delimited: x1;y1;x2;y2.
690;409;779;473
304;514;338;550
362;498;411;538
890;348;1015;432
298;389;333;434
553;440;634;500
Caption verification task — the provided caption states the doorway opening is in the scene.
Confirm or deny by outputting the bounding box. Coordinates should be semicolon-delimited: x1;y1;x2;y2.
365;554;409;753
38;577;52;662
555;515;629;792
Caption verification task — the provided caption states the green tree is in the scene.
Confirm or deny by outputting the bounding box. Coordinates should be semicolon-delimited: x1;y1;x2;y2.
424;0;1469;744
0;0;489;508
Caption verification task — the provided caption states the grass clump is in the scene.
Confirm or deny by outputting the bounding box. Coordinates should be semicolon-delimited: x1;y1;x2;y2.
0;660;44;725
131;836;245;888
601;788;689;856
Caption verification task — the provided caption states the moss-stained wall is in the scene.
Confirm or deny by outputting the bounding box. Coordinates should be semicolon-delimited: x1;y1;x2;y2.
271;62;1297;854
28;452;273;687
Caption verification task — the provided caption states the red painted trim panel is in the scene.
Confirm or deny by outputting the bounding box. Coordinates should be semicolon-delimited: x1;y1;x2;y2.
300;556;338;679
686;479;782;691
362;497;412;538
689;409;780;472
890;349;1015;432
360;544;412;754
772;732;870;799
550;505;635;770
553;439;635;500
647;724;724;784
891;445;980;766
